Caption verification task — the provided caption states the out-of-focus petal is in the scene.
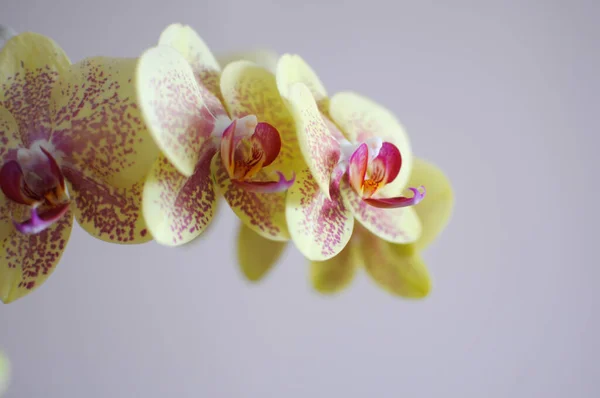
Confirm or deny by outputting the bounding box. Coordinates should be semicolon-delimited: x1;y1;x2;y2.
282;83;340;198
142;149;217;246
329;91;413;195
135;45;226;177
158;23;222;98
212;155;289;241
63;168;151;244
216;49;279;73
0;204;73;303
276;54;329;113
310;238;360;294
286;167;353;261
359;227;431;298
0;25;16;48
220;60;299;173
340;176;422;244
0;32;70;145
0;349;9;395
409;157;454;251
51;57;159;188
237;223;287;282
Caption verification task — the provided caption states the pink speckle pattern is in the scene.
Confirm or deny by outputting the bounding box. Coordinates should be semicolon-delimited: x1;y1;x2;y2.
340;176;408;242
1;63;58;145
50;58;155;182
0;202;73;297
298;105;340;193
288;167;353;258
63;167;150;244
212;155;288;240
143;51;226;171
151;147;217;245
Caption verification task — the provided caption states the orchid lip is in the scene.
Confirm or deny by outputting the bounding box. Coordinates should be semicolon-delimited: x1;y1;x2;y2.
231;171;295;193
12;202;71;235
362;186;426;209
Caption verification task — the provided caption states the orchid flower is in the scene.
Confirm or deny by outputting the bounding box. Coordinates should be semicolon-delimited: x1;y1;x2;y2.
269;54;424;263
311;158;453;297
136;24;299;246
0;33;158;303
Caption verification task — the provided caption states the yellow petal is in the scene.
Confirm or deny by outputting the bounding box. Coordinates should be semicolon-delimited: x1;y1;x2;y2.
211;155;289;241
0;107;20;243
0;25;17;47
0;32;70;144
63;168;151;244
51;57;159;189
329;91;413;196
410;157;454;251
216;49;279;73
143;152;217;246
282;82;341;199
276;54;329;113
237;223;287;282
359;227;431;298
340;176;421;243
158;23;221;98
220;60;300;173
0;209;74;303
286;167;354;261
135;45;226;177
310;238;360;294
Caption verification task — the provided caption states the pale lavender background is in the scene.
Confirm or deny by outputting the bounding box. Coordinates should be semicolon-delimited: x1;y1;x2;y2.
1;0;598;397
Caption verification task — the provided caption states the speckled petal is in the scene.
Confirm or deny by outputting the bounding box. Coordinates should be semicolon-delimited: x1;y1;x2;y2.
340;176;421;243
220;60;300;173
63;167;151;244
286;167;353;261
158;23;222;99
216;49;279;73
136;45;226;177
0;204;73;303
142;149;217;247
237;223;287;282
50;57;159;188
329;91;413;196
276;54;329;113
211;155;289;241
310;238;360;294
0;32;70;145
409;157;454;251
359;227;431;298
283;83;340;198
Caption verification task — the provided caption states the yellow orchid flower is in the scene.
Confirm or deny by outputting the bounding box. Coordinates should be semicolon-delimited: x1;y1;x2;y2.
235;55;452;297
136;24;300;246
0;32;158;303
274;54;423;262
0;350;8;397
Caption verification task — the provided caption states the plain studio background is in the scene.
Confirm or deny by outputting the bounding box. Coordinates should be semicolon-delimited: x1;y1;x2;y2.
1;0;598;397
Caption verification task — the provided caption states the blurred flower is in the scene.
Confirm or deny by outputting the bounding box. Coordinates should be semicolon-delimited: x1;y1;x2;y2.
0;25;16;48
0;350;9;396
0;32;158;303
136;24;300;246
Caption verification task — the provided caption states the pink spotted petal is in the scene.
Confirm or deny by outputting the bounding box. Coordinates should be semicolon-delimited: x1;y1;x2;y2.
0;161;37;205
363;186;426;209
231;171;295;193
251;122;281;167
374;142;402;185
348;143;368;193
12;202;70;235
220;120;236;179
